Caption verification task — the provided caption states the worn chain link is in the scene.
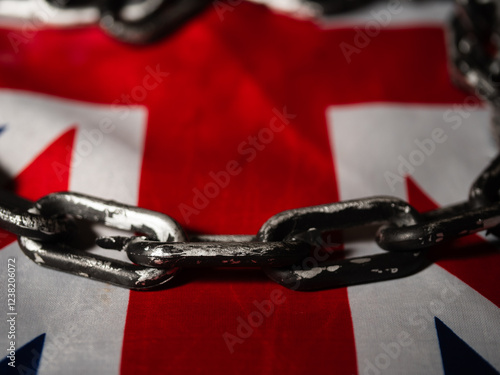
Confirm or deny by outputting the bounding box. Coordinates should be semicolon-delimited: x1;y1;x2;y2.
0;190;71;240
1;0;500;290
0;150;497;290
0;0;211;44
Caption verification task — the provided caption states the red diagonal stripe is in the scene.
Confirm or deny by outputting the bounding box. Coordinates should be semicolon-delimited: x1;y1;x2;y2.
0;128;75;249
406;176;500;307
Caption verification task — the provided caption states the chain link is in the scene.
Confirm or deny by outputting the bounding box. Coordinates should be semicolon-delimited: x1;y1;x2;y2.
16;192;186;290
0;190;71;240
1;0;500;290
0;151;498;290
0;0;211;44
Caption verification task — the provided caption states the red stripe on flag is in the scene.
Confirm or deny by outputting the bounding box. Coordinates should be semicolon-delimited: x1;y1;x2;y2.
0;127;75;249
406;176;500;307
121;5;360;375
14;127;75;201
121;6;467;375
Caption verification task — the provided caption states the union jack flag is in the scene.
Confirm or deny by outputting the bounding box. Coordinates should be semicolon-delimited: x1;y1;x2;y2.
0;1;499;374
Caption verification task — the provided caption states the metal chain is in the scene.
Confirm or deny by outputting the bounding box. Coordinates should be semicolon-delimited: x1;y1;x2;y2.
0;151;497;290
0;0;211;44
0;190;70;241
0;0;389;44
448;0;500;143
1;0;499;290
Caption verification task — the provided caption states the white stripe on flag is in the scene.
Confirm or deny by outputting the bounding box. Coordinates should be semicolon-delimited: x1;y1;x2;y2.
0;90;147;375
349;265;500;375
327;103;496;254
327;103;500;374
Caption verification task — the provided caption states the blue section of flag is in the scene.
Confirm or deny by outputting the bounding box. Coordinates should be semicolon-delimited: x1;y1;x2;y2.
0;124;6;135
0;333;45;374
436;317;499;375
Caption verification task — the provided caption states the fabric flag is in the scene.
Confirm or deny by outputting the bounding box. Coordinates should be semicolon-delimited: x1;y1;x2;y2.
0;1;499;374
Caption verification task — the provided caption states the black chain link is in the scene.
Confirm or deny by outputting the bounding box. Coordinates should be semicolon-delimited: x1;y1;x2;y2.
0;151;497;290
0;190;71;241
16;192;186;289
21;0;212;44
1;0;500;290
